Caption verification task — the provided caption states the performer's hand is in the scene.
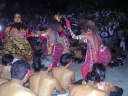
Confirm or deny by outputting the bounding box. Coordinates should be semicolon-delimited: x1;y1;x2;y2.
66;19;71;30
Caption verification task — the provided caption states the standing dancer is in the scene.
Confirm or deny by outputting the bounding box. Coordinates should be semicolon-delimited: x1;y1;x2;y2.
42;20;64;69
54;14;70;53
2;13;33;64
68;19;111;80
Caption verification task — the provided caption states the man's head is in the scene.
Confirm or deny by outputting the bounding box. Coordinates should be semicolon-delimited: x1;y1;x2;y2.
86;63;106;84
2;54;14;66
11;60;31;84
14;13;22;23
47;19;62;32
60;53;74;68
46;20;61;41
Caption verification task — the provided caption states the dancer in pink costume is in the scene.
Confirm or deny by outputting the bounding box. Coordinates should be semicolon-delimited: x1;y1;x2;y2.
68;19;111;80
44;21;64;69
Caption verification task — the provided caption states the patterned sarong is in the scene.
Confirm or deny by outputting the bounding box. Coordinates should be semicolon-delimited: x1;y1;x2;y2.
96;45;111;65
51;43;64;67
2;27;33;62
81;44;111;80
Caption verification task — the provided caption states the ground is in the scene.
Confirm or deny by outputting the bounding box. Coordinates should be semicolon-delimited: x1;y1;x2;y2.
71;54;128;96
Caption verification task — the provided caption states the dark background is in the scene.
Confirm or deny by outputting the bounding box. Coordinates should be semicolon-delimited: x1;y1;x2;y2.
0;0;127;14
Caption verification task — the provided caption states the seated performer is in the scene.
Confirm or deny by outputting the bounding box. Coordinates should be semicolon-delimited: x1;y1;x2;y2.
0;54;20;80
52;53;75;92
71;63;123;96
88;64;123;96
0;60;36;96
70;83;107;96
30;71;64;96
54;15;70;53
42;20;64;68
0;54;14;80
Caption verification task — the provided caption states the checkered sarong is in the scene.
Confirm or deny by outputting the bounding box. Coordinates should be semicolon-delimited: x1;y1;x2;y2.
82;45;111;80
51;43;64;67
96;45;111;65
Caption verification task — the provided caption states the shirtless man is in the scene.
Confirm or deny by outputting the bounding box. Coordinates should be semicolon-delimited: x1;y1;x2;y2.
0;60;36;96
0;54;20;80
52;53;75;91
0;54;14;80
70;69;108;96
70;84;107;96
70;63;123;96
30;71;64;96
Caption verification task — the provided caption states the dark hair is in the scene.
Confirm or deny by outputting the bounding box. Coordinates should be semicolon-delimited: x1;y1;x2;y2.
86;71;101;83
12;22;27;30
74;46;86;63
86;63;106;83
79;19;98;33
11;60;30;80
2;54;14;66
47;19;61;32
60;53;74;66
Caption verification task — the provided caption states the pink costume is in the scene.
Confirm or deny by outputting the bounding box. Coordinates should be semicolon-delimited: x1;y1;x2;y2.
42;34;64;68
58;29;70;53
70;30;111;80
51;43;64;67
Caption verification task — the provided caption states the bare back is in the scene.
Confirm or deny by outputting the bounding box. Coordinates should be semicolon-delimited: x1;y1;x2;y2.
0;81;36;96
30;73;41;95
30;72;61;96
70;85;108;96
52;67;75;90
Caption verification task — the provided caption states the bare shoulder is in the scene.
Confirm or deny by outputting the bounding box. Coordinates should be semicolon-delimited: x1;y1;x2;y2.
65;69;74;78
16;89;36;96
30;72;50;83
62;68;73;74
30;72;41;79
15;84;36;96
0;82;36;96
70;85;82;96
52;67;59;72
52;78;58;85
52;67;74;78
52;67;61;75
92;89;108;96
70;85;81;92
39;72;54;82
69;70;75;75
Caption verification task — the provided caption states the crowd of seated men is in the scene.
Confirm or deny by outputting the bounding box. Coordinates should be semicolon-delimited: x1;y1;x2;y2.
0;53;123;96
